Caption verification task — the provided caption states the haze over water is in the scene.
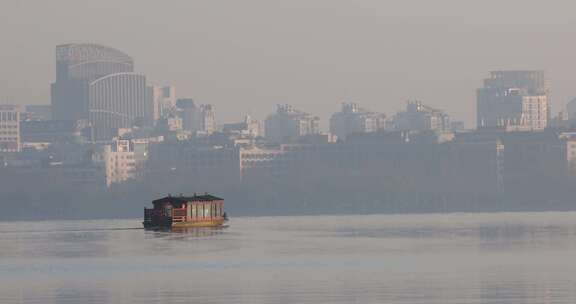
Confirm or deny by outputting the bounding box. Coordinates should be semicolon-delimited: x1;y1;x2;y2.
1;213;576;303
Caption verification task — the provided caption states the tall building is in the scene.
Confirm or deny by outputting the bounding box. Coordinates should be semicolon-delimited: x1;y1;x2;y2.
0;105;20;152
149;85;176;121
51;44;151;140
264;104;320;143
566;98;576;119
89;72;150;140
391;100;450;132
176;99;216;135
477;70;549;131
329;102;386;139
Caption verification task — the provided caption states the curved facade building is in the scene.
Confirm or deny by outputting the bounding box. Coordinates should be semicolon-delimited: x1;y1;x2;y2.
51;44;151;140
55;43;134;82
89;73;150;141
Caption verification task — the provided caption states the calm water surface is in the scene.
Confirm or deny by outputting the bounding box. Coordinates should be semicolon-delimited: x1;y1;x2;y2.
2;213;576;303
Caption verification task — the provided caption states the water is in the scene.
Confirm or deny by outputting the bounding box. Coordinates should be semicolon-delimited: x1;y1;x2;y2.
2;213;576;303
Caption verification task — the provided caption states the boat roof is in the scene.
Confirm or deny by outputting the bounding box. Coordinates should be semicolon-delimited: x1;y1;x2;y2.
152;194;224;206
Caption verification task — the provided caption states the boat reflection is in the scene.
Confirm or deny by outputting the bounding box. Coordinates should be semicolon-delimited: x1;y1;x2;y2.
145;225;229;238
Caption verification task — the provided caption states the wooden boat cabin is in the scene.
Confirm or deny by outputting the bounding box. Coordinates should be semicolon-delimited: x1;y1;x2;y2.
143;193;227;229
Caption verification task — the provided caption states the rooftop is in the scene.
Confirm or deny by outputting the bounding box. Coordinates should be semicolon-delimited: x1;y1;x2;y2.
152;193;224;206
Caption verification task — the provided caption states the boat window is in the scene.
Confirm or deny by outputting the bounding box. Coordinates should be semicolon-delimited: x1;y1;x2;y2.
164;205;172;217
204;204;210;218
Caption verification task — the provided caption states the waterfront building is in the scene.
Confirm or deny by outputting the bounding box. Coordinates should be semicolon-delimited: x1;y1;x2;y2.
390;100;450;132
146;141;240;194
0;105;20;152
264;104;320;143
239;146;284;180
96;139;148;187
329;102;386;139
477;70;549;130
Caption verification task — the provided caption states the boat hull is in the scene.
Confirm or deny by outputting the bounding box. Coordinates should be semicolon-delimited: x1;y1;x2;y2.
143;218;227;229
172;219;227;228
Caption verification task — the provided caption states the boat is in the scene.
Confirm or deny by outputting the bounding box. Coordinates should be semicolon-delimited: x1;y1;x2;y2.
143;193;228;229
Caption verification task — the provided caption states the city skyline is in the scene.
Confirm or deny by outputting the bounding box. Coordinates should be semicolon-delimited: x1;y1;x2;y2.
4;1;576;127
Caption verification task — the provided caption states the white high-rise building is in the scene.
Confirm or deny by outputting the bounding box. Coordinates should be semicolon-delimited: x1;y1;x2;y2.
96;139;148;187
0;105;20;152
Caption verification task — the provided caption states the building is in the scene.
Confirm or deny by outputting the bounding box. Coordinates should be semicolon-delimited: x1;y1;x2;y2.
24;105;52;121
51;43;134;121
176;99;216;135
97;139;148;187
155;114;183;133
329;102;386;140
567;98;576;119
477;70;549;130
20;120;92;143
51;44;152;141
264;104;320;143
239;146;284;180
149;85;176;121
0;105;20;152
222;115;261;138
89;72;151;140
390;100;450;132
146;141;241;194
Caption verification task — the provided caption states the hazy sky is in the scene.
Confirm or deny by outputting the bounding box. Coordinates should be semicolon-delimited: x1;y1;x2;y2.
2;0;576;127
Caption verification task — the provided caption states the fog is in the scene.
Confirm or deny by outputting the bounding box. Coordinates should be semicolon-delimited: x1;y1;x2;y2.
3;0;576;126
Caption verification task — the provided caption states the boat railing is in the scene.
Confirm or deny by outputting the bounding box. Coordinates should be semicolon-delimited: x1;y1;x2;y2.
144;208;161;223
172;208;187;223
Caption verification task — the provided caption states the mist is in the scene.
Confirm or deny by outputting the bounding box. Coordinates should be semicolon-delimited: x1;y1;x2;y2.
3;0;576;127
